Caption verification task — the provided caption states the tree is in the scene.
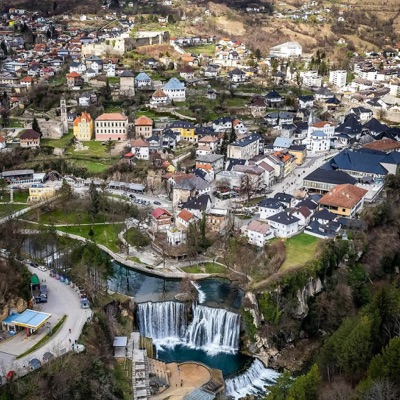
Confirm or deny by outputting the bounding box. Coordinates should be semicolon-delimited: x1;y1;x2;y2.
287;364;321;400
58;179;73;202
105;139;114;161
255;48;261;60
0;41;7;57
241;173;260;201
88;181;100;218
364;379;398;400
32;117;42;136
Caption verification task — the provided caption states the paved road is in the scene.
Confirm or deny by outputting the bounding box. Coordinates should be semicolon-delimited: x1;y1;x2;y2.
0;266;92;377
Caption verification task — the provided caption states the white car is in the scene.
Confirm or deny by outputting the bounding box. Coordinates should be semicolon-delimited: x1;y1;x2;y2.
38;266;47;272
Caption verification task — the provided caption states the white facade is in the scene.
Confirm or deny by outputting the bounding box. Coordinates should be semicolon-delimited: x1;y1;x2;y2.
259;204;284;220
300;71;322;87
247;221;274;247
270;41;302;58
267;213;300;238
329;70;347;88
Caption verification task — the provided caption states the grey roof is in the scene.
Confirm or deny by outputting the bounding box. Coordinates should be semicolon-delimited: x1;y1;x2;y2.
1;169;34;177
313;208;336;221
164;77;185;90
274;192;293;203
184;388;215;400
259;198;283;209
120;70;134;77
304;168;357;185
196;154;224;163
230;133;260;148
183;194;211;211
135;72;151;81
267;211;299;225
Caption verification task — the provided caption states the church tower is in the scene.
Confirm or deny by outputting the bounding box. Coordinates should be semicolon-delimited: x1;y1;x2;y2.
60;97;68;134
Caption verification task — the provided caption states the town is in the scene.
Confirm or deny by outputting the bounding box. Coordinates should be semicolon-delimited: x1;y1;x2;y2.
0;1;400;399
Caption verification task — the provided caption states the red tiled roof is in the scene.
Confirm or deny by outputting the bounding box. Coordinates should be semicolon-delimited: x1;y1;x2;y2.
96;113;127;121
135;115;153;126
151;208;171;219
363;138;400;151
131;138;149;147
319;184;368;209
178;209;194;222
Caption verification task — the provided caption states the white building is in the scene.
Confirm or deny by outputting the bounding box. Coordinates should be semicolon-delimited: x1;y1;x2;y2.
247;220;274;247
258;198;284;220
267;212;300;238
303;130;330;153
227;134;260;160
329;70;347;88
163;77;186;101
269;41;302;58
300;70;322;87
130;138;150;160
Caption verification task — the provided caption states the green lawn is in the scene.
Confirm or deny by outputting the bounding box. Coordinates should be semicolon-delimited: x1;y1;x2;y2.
0;203;28;218
41;131;74;149
183;262;227;274
70;140;113;157
69;159;112;174
27;209;110;225
107;77;120;84
1;190;29;203
7;119;25;128
57;223;123;253
280;234;320;271
185;44;216;56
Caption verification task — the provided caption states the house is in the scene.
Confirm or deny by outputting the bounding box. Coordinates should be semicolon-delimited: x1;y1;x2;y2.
176;209;197;230
274;192;294;208
120;70;135;95
150;208;172;232
258;198;284;219
273;137;293;151
179;66;195;81
135;115;153;139
169;121;197;143
135;72;152;88
227;133;260;160
172;176;210;207
290;206;312;226
73;112;93;141
66;71;82;89
269;41;302;58
288;145;307;165
20;129;40;148
335;114;363;139
206;208;228;232
163;77;186;101
272;150;296;177
28;184;56;202
182;194;212;218
131;138;150;160
150;89;169;106
303;168;357;192
265;90;285;108
249;97;267;117
20;76;34;87
247;220;274;247
196;154;224;174
267;211;300;238
204;66;218;78
318;184;368;218
167;227;187;246
95;113;128;141
298;95;315;109
197;135;219;155
264;111;294;127
350;107;373;122
228;68;246;83
144;57;159;69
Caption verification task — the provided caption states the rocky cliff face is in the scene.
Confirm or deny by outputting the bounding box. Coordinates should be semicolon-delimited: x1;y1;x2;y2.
294;277;323;318
0;297;28;321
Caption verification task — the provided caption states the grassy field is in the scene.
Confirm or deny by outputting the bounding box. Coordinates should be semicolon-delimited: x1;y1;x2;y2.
41;131;74;149
183;262;227;274
69;159;112;174
7;119;25;128
57;224;123;253
185;44;216;55
280;234;320;271
1;190;29;203
0;203;27;218
28;208;112;225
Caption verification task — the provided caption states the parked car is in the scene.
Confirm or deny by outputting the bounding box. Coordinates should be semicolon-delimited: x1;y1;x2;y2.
153;201;161;205
38;266;47;272
28;358;41;370
73;344;86;354
35;295;47;304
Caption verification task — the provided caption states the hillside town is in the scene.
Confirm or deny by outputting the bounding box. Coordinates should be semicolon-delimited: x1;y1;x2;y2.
1;1;400;399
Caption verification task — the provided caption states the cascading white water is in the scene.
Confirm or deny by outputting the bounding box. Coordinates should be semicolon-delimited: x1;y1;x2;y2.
185;305;240;353
225;359;280;400
190;281;206;303
137;301;240;353
137;301;187;342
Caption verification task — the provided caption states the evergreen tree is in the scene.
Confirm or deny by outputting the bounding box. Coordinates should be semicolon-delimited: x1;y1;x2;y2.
32;117;42;135
0;41;7;57
88;181;100;217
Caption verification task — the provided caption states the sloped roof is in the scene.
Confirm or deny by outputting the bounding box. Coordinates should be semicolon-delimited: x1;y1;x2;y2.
164;77;185;90
304;168;356;185
248;219;271;234
135;72;151;81
267;211;299;225
151;208;171;219
335;114;363;136
319;184;368;209
362;138;400;152
20;129;40;139
177;209;194;222
96;112;127;121
135;115;153;126
131;138;149;147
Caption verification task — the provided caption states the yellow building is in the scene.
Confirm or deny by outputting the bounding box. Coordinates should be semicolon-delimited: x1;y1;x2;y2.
318;184;368;218
288;145;307;165
73;112;93;141
28;184;56;202
170;121;197;143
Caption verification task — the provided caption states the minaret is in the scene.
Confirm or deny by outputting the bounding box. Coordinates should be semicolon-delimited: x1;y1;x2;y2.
60;97;68;134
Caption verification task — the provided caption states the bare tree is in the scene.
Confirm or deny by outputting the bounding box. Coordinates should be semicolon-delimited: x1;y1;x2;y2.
364;379;398;400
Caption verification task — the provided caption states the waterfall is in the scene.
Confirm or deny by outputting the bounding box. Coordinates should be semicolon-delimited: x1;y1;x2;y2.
137;301;187;343
185;305;240;353
190;281;206;303
225;359;280;399
136;302;240;353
